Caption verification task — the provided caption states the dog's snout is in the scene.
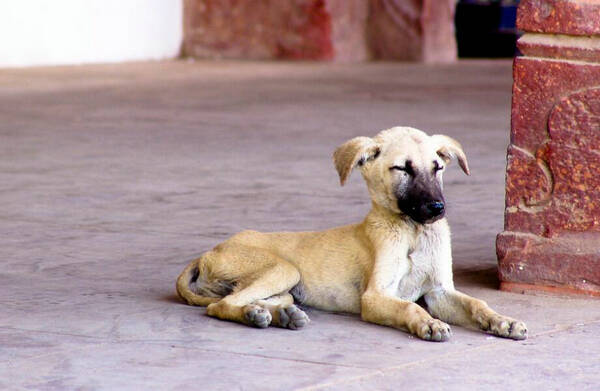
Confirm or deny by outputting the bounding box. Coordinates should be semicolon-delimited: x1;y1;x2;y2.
427;201;445;216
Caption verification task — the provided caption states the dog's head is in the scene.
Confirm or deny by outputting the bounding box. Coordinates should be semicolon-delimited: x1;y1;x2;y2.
333;127;470;224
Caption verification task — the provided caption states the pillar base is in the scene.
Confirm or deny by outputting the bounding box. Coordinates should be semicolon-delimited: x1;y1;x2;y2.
500;282;600;299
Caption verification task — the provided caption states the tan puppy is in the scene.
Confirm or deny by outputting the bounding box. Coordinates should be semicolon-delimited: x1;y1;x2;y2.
177;126;527;341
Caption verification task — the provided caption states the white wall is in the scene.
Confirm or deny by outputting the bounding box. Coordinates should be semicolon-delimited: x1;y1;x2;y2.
0;0;183;67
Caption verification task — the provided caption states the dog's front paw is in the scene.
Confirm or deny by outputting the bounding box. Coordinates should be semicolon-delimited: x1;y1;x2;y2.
244;304;272;328
483;315;527;340
416;319;452;342
278;305;310;330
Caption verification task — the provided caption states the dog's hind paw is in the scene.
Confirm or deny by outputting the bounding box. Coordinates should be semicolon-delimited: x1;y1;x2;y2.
416;319;452;342
278;305;310;330
244;305;272;328
484;315;527;340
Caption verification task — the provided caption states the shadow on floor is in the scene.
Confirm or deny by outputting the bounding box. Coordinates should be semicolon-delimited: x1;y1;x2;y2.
454;266;500;290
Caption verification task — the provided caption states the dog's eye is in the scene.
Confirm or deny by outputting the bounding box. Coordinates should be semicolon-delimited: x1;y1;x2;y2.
433;161;444;172
390;165;414;176
391;161;414;175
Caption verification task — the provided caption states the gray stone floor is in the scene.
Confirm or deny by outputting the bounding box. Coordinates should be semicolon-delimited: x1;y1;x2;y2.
1;60;598;390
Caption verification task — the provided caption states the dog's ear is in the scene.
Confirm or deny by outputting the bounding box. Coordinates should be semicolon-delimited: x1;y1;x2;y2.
431;134;470;175
333;137;380;186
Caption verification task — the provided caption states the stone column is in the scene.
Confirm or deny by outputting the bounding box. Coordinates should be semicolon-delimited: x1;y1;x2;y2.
367;0;457;62
183;0;369;61
497;0;600;297
182;0;456;62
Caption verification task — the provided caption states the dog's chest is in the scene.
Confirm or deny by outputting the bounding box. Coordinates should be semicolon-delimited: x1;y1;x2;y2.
395;224;447;301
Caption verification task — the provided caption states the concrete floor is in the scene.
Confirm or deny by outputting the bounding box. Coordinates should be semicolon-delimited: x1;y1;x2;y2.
1;60;598;390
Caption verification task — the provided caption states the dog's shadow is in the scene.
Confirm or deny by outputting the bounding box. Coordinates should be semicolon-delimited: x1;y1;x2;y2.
453;266;500;290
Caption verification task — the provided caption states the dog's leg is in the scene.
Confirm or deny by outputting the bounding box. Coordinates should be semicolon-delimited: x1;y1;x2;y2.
361;240;452;342
361;290;452;341
206;259;301;328
255;293;310;330
424;289;527;340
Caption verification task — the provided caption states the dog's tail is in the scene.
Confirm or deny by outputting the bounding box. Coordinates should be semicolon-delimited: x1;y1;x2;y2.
176;259;221;307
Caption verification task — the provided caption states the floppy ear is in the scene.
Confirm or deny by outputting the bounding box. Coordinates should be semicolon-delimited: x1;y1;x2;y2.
333;137;380;186
431;134;470;175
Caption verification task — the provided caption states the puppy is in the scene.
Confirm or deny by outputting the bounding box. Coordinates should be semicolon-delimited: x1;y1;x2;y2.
177;126;527;341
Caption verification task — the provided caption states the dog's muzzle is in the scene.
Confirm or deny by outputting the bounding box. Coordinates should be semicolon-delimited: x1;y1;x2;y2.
400;200;445;224
427;201;445;217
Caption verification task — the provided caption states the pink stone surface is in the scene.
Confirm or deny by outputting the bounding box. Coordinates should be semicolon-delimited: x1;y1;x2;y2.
517;35;600;63
420;0;456;63
505;59;600;237
367;0;457;62
499;76;600;293
498;0;600;295
497;232;600;293
183;0;337;60
511;59;600;152
517;0;600;36
327;0;370;62
183;0;456;62
499;59;600;294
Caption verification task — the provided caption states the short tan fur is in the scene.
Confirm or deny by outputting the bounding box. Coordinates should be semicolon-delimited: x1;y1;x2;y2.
176;126;527;341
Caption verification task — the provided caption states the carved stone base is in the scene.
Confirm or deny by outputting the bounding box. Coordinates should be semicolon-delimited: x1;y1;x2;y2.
497;0;600;297
498;232;600;296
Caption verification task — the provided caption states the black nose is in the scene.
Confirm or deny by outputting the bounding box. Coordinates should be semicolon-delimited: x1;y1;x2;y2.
427;201;445;216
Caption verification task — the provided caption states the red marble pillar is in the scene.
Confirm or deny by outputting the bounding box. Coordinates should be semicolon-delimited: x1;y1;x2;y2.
497;0;600;297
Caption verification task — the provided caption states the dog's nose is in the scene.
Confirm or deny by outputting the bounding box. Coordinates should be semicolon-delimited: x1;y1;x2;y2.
427;201;445;216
